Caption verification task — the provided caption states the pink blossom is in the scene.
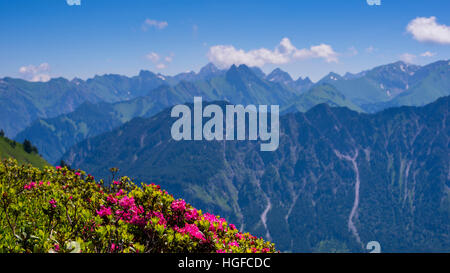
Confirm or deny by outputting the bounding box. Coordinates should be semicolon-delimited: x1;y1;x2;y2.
202;213;226;232
75;172;81;176
175;224;205;241
118;196;135;209
49;199;57;208
96;206;112;217
148;211;167;227
24;181;37;190
115;189;125;197
171;199;186;212
55;166;62;170
107;195;118;204
185;208;199;221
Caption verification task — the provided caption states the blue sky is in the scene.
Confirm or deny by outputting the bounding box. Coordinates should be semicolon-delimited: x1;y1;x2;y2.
1;0;450;82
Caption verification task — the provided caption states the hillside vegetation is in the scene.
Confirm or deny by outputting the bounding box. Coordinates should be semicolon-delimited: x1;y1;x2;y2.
0;159;276;253
0;134;48;169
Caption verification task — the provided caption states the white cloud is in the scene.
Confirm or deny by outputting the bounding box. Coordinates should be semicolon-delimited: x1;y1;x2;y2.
142;18;168;31
399;53;416;64
146;52;160;63
66;0;81;6
156;63;167;69
407;16;450;45
207;38;338;68
19;63;51;82
146;52;173;69
420;51;436;57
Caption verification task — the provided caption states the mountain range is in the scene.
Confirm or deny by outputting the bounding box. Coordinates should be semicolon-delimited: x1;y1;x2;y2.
61;96;450;252
10;60;450;164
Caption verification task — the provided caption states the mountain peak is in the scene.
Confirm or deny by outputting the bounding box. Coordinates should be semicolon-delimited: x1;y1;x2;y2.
295;76;313;85
322;72;342;82
138;70;156;78
199;62;219;74
266;68;293;83
226;64;259;81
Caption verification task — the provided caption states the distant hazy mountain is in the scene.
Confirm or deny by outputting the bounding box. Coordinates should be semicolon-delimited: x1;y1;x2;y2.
0;71;168;137
315;60;450;112
0;63;226;139
266;68;313;93
62;96;450;252
10;60;450;164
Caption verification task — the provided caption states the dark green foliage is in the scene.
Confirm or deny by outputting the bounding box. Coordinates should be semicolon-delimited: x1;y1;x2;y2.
22;139;38;154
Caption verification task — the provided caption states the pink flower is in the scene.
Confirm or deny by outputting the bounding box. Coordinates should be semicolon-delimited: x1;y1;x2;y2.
96;206;112;217
147;211;167;227
110;243;116;252
175;224;205;241
185;208;199;221
49;199;57;208
75;172;81;176
107;195;118;204
55;166;62;170
113;180;121;185
216;249;227;253
24;181;37;190
171;199;186;212
118;196;135;209
54;244;60;252
115;189;125;197
202;213;226;232
229;241;239;248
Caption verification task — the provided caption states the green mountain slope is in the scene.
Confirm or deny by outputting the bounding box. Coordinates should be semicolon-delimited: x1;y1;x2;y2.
282;83;363;113
389;60;450;106
0;135;49;169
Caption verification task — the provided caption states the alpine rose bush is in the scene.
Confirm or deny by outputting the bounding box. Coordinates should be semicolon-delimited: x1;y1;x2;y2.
0;158;277;253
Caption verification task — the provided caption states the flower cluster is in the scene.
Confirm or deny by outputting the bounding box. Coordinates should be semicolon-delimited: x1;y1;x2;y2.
0;158;277;253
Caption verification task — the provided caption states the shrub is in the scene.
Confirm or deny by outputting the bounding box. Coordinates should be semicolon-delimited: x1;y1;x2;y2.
0;158;277;253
